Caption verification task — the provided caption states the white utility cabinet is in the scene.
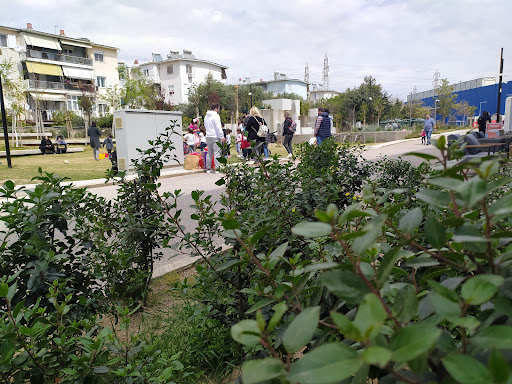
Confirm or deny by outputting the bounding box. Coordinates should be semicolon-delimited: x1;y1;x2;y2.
113;109;183;172
505;97;512;132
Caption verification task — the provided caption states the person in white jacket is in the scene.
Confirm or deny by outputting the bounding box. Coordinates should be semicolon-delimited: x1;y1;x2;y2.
204;104;225;173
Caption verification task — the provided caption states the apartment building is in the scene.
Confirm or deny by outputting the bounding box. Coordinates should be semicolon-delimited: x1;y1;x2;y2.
131;50;228;105
0;23;119;122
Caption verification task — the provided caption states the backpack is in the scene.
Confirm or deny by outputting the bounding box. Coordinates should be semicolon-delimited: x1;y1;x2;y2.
289;119;297;133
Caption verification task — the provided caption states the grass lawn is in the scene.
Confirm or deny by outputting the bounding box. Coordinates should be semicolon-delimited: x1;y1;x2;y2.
0;146;113;185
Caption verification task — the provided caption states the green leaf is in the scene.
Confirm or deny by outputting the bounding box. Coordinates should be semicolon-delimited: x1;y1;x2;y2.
304;262;339;273
215;178;225;186
416;190;451;207
354;294;387;341
231;320;261;347
390;324;441;362
352;214;386;256
269;242;288;261
393;284;418;323
218;156;227;164
283;306;320;354
399;208;423;233
267;302;288;333
429;280;461;319
292;222;332;238
489;348;510;384
0;283;8;298
248;226;271;245
321;270;370;305
217;259;244;271
442;353;491;384
191;190;199;200
330;311;361;341
404;256;440;268
461;274;504;305
361;346;392;368
429;176;465;191
93;366;109;374
377;248;411;288
406;152;439;161
242;358;285;384
424;215;446;248
246;298;276;314
471;326;512;349
287;343;362;384
222;219;239;230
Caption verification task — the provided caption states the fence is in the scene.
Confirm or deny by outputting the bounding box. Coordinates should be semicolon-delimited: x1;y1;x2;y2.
289;130;411;145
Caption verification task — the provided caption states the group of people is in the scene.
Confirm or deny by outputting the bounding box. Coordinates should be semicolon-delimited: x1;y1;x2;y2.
39;135;67;155
88;121;114;160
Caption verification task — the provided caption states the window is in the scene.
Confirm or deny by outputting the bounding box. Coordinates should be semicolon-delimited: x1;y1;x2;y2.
143;69;149;76
67;96;79;111
167;65;173;75
186;64;192;74
168;85;174;95
94;51;104;62
96;76;106;88
98;104;108;115
0;34;7;47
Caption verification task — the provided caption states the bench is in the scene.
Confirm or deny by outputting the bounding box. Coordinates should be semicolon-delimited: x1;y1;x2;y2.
0;147;85;157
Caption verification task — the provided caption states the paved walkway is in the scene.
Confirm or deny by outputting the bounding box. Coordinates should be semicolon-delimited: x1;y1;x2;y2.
17;129;472;277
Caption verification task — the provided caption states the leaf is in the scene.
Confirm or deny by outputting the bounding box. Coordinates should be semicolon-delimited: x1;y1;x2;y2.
352;214;386;256
292;222;332;238
246;298;276;314
283;306;320;354
215;178;225;186
231;320;261;347
222;219;239;230
361;346;392;368
399;208;423;233
429;177;465;192
377;248;411;288
416;190;451;207
269;242;288;261
287;343;362;384
321;270;370;305
304;262;339;273
242;358;285;384
442;353;491;384
429;280;461;319
0;283;7;298
424;215;446;248
354;294;387;341
393;284;418;323
471;326;512;349
93;366;109;374
489;348;510;384
404;256;440;268
330;311;361;341
267;302;288;333
461;274;504;305
390;324;441;362
217;259;244;271
249;226;271;245
406;152;439;161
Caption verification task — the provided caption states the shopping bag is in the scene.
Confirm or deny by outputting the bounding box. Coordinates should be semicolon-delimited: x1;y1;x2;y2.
184;154;200;170
309;137;317;146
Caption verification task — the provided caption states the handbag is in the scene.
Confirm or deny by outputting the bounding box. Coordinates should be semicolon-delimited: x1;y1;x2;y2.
254;116;268;138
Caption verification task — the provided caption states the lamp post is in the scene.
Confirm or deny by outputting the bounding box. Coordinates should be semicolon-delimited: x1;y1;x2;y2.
434;99;439;123
479;101;488;117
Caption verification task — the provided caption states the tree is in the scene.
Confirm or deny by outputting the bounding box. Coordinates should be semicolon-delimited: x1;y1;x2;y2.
372;97;385;125
0;59;27;140
409;99;429;119
454;100;477;126
437;79;457;125
359;101;368;125
121;68;159;109
102;84;121;112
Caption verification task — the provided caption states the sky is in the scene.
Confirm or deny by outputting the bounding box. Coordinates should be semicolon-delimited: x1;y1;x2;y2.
2;0;511;101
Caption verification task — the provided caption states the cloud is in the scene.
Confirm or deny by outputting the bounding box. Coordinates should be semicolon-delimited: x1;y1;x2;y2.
3;0;512;100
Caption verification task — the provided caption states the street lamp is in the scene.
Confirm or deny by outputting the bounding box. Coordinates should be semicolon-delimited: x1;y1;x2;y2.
479;101;488;117
434;99;439;123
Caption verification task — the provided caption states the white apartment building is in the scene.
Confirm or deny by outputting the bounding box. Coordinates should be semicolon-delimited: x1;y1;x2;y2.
309;89;340;101
0;23;120;122
131;50;227;105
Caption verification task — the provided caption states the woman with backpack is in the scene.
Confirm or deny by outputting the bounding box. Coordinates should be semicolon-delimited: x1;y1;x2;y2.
282;112;295;158
246;106;267;162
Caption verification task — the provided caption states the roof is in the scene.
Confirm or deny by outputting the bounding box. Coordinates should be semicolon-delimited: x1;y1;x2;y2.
255;78;307;86
310;90;340;93
0;24;119;50
138;57;228;70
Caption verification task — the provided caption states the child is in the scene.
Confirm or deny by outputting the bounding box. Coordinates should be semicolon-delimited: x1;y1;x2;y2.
421;129;426;145
103;134;114;155
224;129;232;158
236;128;243;157
198;126;207;151
184;128;196;154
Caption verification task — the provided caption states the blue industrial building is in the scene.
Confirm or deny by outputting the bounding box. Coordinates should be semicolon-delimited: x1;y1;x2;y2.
409;78;512;124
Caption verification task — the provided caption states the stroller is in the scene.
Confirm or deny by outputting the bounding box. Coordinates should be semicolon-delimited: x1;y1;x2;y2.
109;150;118;174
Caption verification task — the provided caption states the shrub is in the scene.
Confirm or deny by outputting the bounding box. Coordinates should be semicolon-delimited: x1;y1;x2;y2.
96;113;113;129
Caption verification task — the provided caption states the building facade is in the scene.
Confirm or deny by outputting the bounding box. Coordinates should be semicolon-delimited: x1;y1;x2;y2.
131;50;228;105
254;73;308;100
0;23;120;122
309;89;340;101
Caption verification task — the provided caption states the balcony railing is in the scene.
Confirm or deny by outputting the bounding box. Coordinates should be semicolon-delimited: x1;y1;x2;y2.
25;49;93;66
27;79;95;93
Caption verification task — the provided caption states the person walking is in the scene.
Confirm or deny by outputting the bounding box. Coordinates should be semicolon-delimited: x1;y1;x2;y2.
282;112;294;157
246;106;267;161
102;134;114;155
314;108;332;146
423;114;436;145
477;111;491;134
88;121;101;160
204;104;225;173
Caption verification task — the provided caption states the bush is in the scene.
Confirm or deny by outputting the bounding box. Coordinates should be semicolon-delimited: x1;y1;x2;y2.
96;113;113;129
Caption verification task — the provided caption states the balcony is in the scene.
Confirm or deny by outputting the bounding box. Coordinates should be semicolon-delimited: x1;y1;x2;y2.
25;49;93;67
27;79;95;93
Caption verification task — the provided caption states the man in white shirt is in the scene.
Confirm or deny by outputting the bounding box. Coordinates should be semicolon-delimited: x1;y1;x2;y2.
204;104;225;173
